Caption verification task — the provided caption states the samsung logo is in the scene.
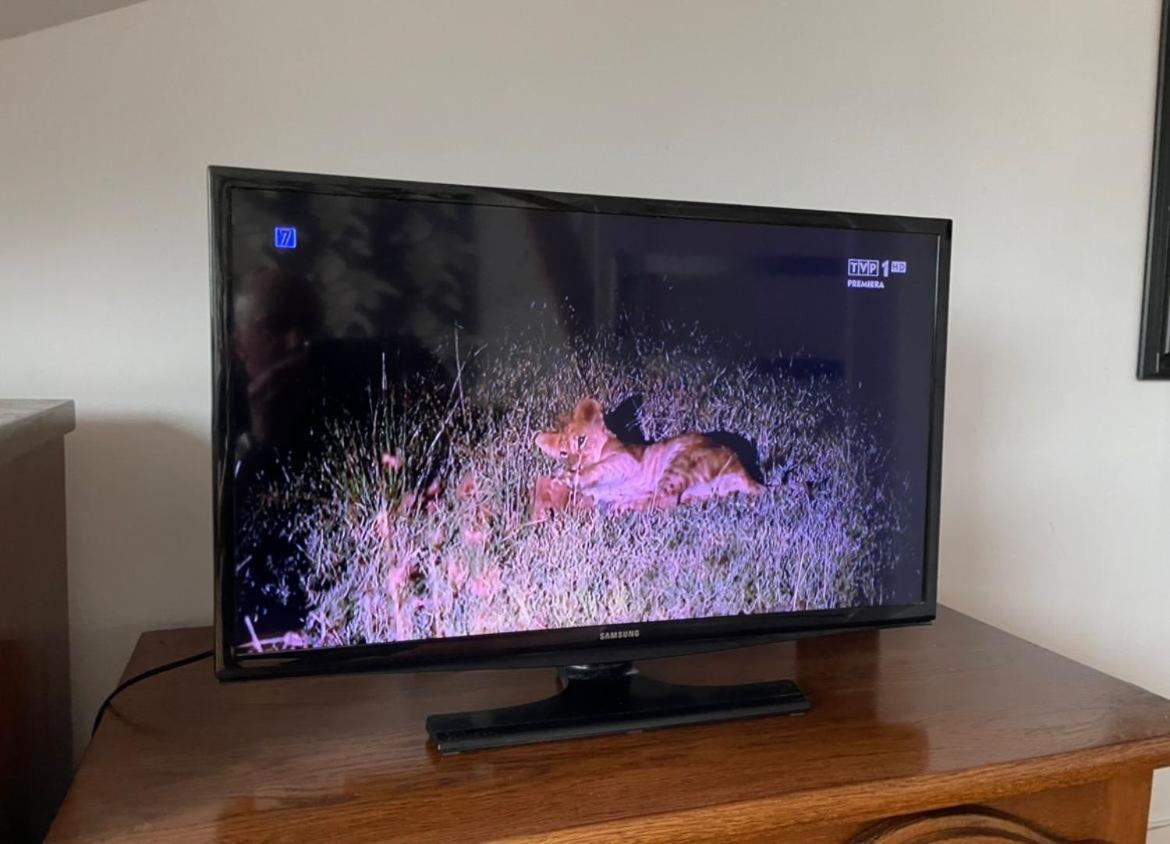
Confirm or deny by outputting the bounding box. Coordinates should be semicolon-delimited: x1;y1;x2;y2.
600;629;640;641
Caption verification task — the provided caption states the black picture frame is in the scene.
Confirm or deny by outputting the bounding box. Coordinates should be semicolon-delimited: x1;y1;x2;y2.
1140;0;1170;379
209;166;952;682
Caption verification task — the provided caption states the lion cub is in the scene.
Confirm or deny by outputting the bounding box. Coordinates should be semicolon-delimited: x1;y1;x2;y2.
533;397;764;512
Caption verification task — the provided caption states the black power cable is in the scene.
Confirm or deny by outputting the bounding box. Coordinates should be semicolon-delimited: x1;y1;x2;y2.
90;649;214;738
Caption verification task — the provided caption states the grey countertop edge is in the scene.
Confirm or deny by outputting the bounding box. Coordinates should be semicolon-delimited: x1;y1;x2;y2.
0;400;76;464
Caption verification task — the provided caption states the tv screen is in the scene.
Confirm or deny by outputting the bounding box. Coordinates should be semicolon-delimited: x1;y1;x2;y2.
211;168;948;676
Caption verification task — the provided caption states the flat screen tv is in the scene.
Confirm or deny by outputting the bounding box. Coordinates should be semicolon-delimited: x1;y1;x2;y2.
210;166;950;751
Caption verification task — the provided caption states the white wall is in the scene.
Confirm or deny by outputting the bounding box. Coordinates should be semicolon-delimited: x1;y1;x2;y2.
2;0;1168;822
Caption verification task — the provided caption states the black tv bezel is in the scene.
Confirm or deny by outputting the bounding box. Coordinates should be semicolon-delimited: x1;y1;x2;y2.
209;165;951;681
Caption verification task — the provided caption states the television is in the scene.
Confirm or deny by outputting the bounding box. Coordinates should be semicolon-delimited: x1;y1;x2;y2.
210;166;950;751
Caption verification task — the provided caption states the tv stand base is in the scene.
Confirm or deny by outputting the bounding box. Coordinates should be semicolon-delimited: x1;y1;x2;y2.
425;661;809;754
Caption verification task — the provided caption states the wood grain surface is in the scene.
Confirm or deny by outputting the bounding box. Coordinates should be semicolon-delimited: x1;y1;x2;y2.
47;607;1170;842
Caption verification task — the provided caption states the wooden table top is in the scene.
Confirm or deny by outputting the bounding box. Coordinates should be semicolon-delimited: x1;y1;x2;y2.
48;607;1170;843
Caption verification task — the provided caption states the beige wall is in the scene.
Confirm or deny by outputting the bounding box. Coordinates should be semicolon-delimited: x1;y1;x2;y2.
2;0;1168;822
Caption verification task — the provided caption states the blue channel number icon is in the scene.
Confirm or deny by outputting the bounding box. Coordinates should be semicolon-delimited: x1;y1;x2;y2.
274;226;297;249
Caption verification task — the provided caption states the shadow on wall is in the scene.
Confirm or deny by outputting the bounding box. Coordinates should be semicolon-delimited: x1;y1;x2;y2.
63;417;212;762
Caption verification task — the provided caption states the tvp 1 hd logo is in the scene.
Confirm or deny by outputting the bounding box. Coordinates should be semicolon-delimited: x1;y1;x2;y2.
847;258;907;289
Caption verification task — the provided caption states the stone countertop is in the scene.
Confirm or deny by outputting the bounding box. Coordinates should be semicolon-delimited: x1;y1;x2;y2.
0;400;75;464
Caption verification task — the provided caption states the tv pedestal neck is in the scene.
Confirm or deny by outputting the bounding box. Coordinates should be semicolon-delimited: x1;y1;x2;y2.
425;661;809;753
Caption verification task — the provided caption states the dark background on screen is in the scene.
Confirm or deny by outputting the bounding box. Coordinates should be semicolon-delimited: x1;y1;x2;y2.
226;187;939;640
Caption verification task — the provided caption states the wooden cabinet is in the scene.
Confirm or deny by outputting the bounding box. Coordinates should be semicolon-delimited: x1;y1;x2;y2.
0;400;75;843
48;607;1170;842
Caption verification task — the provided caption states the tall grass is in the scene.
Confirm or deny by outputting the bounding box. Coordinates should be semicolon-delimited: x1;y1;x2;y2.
238;331;902;651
